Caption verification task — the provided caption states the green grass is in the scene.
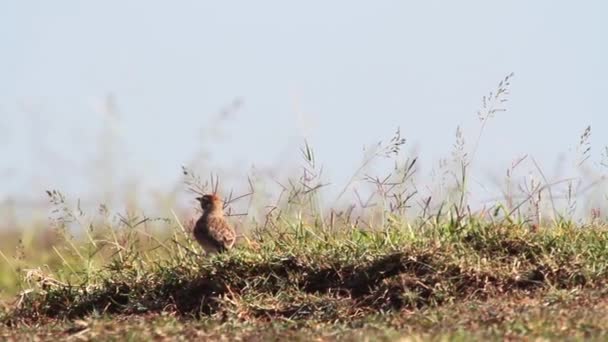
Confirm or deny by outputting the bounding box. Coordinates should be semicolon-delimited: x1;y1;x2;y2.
2;219;608;340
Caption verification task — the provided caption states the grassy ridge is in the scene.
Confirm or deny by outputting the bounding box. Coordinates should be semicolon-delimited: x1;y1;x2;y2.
3;220;608;340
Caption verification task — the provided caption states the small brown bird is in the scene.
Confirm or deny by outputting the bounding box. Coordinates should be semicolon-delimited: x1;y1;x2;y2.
193;194;236;254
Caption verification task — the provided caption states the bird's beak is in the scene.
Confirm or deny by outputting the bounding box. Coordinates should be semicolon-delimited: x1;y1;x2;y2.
196;197;203;202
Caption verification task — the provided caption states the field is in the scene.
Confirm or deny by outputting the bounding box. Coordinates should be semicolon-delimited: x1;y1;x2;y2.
2;218;608;341
2;74;608;341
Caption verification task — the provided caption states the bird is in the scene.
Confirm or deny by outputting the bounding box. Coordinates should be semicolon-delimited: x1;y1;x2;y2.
193;194;236;254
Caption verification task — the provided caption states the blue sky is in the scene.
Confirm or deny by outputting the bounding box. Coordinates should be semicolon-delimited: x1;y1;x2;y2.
1;1;607;207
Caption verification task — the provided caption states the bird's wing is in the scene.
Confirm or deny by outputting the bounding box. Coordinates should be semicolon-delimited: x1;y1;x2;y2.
207;216;236;248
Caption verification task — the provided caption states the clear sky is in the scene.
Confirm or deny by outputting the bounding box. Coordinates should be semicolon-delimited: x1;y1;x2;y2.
1;1;607;209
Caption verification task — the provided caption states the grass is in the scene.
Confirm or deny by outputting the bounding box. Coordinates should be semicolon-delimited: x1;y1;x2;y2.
3;73;608;340
5;292;608;341
3;219;608;340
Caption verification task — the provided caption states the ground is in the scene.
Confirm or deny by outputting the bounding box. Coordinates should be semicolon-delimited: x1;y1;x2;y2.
2;222;608;341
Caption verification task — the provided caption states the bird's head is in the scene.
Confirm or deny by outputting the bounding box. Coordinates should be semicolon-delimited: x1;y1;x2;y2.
196;194;223;212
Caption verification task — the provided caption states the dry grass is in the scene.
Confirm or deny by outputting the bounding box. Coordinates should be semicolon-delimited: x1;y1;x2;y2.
0;222;607;341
